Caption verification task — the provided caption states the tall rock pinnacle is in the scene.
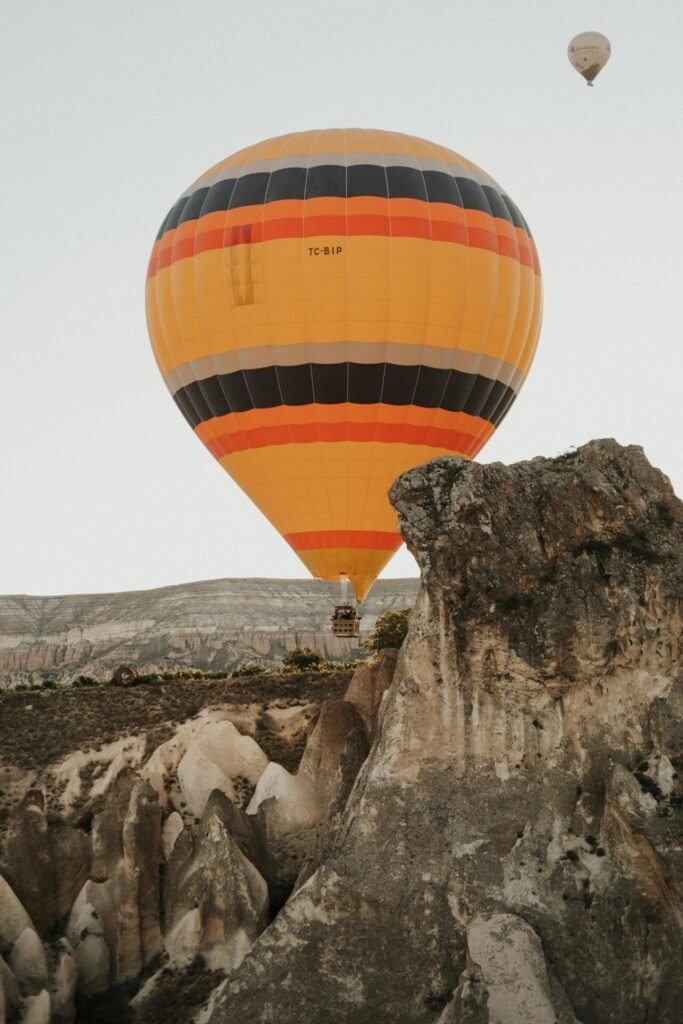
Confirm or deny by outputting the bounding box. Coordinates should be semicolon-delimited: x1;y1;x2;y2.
210;440;683;1024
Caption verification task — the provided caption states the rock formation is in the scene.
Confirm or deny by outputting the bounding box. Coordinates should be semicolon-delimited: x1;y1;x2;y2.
0;791;91;934
296;700;370;883
246;763;322;908
176;720;268;818
163;790;269;970
342;647;399;741
207;440;682;1024
0;577;417;687
1;439;680;1024
0;875;32;949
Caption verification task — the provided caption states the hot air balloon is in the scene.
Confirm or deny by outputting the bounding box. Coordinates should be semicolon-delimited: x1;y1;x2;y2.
146;129;542;608
568;32;611;86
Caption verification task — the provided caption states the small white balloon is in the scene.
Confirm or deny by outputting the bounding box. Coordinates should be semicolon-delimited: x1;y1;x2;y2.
568;32;611;87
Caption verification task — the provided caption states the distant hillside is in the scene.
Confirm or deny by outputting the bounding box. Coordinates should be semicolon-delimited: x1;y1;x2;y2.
0;577;419;687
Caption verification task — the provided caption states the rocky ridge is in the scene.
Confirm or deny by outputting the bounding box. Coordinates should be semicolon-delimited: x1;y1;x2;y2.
0;660;392;1023
0;577;418;688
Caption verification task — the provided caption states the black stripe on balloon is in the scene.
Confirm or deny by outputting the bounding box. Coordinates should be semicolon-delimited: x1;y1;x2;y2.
154;167;533;238
173;363;515;430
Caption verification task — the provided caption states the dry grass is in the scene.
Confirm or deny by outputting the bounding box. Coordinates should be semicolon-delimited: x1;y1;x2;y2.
0;671;352;829
0;671;352;773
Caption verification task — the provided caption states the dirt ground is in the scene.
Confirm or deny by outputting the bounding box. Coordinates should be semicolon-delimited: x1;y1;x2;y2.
0;670;352;826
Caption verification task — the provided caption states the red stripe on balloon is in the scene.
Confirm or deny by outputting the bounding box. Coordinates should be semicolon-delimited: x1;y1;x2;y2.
148;216;539;277
285;530;402;552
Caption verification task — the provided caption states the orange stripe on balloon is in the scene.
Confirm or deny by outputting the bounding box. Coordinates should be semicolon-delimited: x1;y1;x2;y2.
199;419;484;458
285;530;402;552
195;405;495;443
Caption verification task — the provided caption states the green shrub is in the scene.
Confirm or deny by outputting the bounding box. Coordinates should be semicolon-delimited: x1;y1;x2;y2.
282;646;323;672
72;675;99;688
363;608;411;653
231;662;266;678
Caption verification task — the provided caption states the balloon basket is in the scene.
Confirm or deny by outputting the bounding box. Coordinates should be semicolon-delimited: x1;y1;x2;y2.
330;605;362;638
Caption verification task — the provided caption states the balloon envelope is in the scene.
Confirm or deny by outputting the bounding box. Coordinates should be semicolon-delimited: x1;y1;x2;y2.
146;129;542;601
568;32;611;85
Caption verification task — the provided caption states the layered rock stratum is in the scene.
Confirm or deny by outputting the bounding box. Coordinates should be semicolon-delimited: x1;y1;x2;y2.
0;578;418;688
0;439;680;1024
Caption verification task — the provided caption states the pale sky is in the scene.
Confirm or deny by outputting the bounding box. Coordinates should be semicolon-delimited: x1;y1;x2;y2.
1;0;681;596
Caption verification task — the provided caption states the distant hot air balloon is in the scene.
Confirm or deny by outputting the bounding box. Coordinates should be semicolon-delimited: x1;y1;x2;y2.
568;32;611;86
146;129;542;603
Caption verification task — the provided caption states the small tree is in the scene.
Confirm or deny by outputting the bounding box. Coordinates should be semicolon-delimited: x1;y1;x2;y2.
282;646;323;672
363;608;411;653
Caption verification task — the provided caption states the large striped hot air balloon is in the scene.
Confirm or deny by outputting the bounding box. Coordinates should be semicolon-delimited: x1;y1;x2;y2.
146;129;542;602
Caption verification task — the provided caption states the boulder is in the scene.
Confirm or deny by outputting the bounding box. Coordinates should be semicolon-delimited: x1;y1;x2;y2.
208;441;683;1024
0;876;32;952
177;720;268;818
64;876;116;987
142;712;234;810
49;938;78;1024
438;965;489;1024
21;990;51;1024
247;764;321;907
9;928;47;996
0;955;21;1021
0;793;91;934
343;648;399;740
65;894;111;996
466;914;579;1024
112;664;139;686
161;811;184;860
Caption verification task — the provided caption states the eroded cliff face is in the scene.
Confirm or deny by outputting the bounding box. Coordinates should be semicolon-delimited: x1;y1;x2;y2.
210;440;683;1024
0;578;418;687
